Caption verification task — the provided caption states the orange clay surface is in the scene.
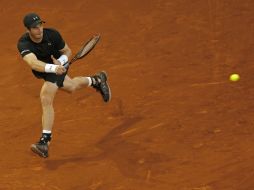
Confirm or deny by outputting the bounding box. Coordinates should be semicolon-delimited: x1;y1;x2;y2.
1;0;254;189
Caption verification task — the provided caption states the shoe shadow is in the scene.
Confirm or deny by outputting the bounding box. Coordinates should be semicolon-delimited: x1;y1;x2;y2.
44;157;82;170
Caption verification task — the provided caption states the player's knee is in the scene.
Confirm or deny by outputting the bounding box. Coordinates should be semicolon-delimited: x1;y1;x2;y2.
40;95;53;106
69;86;77;92
68;83;79;93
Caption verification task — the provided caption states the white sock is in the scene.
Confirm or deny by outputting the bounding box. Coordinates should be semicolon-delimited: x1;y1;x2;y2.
42;130;51;134
86;77;92;86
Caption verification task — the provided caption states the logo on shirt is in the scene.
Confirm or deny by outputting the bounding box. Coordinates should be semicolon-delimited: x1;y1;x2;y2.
48;42;52;46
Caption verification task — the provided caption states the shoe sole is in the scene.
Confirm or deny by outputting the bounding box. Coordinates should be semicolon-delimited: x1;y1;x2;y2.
99;71;111;102
31;144;48;158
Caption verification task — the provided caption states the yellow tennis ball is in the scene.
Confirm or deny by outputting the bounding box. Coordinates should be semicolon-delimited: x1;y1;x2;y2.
229;74;240;82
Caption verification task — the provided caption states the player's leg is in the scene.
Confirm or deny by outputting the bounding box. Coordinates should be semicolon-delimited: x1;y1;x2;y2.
31;81;58;158
61;75;91;93
40;81;58;132
61;72;111;102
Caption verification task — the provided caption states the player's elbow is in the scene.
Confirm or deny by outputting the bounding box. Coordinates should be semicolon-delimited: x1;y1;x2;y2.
27;61;36;69
24;61;35;70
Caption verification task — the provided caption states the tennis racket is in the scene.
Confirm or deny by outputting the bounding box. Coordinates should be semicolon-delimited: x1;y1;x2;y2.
64;34;101;68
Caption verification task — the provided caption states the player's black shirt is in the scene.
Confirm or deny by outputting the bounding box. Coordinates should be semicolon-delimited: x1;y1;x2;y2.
17;28;65;64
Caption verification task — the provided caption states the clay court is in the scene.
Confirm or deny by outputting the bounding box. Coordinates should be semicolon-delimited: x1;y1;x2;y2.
1;0;254;189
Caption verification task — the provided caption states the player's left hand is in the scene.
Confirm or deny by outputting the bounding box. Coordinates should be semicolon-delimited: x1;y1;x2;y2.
51;55;61;65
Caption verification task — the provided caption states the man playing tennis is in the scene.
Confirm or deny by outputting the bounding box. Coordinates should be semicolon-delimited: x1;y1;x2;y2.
17;13;111;158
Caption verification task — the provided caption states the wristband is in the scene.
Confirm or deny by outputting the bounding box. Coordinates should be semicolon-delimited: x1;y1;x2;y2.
57;55;68;66
45;64;57;73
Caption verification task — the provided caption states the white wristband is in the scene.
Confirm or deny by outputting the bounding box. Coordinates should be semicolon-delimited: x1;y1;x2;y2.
45;64;57;73
57;55;68;66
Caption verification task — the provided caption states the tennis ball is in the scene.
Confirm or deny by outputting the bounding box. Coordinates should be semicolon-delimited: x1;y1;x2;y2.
229;74;240;82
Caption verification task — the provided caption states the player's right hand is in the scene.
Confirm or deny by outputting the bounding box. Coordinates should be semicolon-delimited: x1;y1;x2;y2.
55;65;66;75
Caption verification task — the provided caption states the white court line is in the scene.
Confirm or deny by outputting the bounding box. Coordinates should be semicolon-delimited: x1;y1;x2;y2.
190;81;226;87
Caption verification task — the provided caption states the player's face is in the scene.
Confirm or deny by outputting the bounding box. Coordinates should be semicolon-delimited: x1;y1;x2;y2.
29;23;43;41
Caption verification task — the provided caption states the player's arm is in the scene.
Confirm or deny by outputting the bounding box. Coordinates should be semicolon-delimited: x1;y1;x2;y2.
51;43;72;66
23;53;66;75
